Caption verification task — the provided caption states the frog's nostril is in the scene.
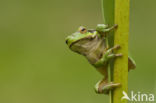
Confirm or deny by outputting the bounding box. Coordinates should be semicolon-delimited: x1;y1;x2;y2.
65;39;68;44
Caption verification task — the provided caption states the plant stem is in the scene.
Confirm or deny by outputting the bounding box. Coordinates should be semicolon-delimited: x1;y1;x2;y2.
113;0;130;103
102;0;130;103
102;0;114;103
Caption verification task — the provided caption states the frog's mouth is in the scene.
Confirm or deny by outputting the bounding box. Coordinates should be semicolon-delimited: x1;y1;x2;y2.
69;35;94;48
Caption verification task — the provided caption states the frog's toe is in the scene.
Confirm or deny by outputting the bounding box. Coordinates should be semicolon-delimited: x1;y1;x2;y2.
113;45;120;50
115;53;123;57
114;24;118;29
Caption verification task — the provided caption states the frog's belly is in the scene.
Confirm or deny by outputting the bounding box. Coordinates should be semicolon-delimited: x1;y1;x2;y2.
96;66;108;76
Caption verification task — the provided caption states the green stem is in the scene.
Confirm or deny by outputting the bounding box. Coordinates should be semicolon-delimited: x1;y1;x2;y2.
113;0;130;103
102;0;129;103
102;0;114;103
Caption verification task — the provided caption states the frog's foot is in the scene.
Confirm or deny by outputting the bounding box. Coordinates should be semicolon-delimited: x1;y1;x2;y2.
107;53;122;60
104;24;118;32
106;45;120;54
96;24;118;33
106;45;122;59
95;82;121;94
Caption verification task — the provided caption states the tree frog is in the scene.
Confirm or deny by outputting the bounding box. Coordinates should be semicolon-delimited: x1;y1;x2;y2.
65;24;136;94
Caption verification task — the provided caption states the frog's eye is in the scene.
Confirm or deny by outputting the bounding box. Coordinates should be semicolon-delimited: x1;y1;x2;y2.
78;26;87;34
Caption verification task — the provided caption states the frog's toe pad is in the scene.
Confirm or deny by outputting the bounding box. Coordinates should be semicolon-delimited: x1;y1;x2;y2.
114;24;118;29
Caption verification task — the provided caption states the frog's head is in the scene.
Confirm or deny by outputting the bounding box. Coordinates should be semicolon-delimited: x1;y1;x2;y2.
65;26;97;54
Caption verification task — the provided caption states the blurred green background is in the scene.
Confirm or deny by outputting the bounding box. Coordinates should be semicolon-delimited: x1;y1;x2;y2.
0;0;155;103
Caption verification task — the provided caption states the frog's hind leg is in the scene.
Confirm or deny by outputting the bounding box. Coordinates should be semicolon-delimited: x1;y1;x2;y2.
94;68;120;94
94;45;121;94
95;78;120;94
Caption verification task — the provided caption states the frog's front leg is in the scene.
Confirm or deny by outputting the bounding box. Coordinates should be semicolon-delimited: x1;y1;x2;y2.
94;45;122;67
96;24;118;33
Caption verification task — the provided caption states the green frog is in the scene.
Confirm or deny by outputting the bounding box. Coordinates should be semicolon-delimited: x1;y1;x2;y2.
65;24;136;94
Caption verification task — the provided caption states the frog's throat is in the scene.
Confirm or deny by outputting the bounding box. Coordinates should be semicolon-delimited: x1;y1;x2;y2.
69;35;94;48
